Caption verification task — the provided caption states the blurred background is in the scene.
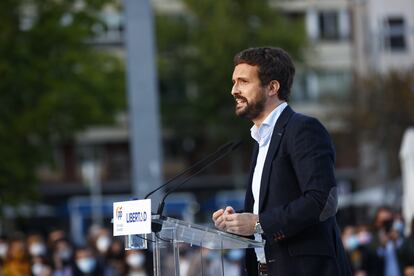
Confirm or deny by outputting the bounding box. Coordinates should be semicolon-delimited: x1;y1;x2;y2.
0;0;414;275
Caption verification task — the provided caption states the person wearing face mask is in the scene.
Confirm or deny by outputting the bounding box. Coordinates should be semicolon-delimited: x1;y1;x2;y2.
342;225;378;276
73;246;112;276
342;226;362;274
95;234;111;255
73;247;98;276
31;255;53;276
125;250;147;276
92;228;121;276
367;206;403;276
27;233;48;258
52;238;74;276
90;227;112;257
225;249;244;276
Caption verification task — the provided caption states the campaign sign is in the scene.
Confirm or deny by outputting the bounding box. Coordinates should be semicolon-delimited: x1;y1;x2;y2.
113;199;151;236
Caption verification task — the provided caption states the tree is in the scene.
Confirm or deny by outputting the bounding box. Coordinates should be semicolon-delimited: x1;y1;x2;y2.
156;0;305;154
0;0;125;207
350;69;414;184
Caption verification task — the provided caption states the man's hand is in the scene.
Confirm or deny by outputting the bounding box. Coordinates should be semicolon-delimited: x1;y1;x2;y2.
212;206;235;231
225;212;259;236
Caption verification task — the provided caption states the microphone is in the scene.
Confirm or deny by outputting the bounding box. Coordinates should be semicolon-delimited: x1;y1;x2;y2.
156;140;242;217
144;140;240;200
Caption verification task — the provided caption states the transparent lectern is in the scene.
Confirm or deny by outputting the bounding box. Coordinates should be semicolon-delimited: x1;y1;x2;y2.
125;215;264;276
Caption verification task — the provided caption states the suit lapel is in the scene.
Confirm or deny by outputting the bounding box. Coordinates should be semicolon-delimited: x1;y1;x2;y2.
259;105;294;212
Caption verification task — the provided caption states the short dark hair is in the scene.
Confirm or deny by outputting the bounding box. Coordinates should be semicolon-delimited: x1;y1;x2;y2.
234;47;295;101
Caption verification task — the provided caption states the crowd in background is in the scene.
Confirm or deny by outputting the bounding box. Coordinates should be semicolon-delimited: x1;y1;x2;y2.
341;206;414;276
0;225;150;276
1;206;414;276
0;223;245;276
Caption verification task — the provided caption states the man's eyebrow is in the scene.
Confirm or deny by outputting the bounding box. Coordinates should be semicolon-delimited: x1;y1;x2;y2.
233;76;248;82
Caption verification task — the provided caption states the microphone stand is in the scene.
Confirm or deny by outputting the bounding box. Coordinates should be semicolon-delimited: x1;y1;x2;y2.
144;140;237;199
156;140;242;216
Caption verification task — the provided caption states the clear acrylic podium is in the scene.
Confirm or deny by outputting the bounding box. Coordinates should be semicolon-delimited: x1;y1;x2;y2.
126;215;265;276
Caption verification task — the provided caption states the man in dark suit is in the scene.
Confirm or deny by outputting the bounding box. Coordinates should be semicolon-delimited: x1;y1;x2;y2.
212;47;351;276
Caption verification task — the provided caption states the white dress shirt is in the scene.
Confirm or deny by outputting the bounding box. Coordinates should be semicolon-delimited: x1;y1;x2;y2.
250;102;288;263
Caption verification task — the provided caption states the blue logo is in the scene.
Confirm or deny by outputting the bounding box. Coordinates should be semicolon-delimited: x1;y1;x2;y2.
116;206;123;220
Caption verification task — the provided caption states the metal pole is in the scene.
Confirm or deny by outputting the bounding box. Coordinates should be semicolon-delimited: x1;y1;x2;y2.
90;158;103;226
124;0;163;204
80;147;103;226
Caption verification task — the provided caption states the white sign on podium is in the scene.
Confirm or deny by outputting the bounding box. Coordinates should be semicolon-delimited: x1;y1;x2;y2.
113;199;152;236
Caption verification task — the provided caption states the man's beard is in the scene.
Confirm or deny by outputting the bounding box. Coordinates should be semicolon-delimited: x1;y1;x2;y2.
234;91;266;120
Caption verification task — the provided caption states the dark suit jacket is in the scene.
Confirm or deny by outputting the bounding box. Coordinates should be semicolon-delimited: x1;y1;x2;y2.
243;106;351;276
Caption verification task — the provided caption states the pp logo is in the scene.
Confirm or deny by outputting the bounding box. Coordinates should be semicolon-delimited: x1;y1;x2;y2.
116;206;123;220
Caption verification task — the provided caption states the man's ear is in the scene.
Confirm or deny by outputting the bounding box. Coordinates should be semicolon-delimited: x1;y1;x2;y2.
268;80;280;96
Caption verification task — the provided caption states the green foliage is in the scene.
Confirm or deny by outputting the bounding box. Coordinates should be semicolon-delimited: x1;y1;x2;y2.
156;0;305;149
351;69;414;179
0;0;125;207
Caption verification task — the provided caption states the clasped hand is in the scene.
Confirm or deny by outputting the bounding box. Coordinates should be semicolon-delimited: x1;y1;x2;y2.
212;206;258;236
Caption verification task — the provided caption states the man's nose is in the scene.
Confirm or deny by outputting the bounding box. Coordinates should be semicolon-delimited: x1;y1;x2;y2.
231;84;239;96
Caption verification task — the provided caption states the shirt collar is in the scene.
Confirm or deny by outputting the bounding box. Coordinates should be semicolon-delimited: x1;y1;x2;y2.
250;102;288;146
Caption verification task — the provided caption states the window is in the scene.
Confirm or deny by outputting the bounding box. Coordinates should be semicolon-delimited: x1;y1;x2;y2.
307;9;350;41
291;70;351;103
384;17;406;51
318;11;339;40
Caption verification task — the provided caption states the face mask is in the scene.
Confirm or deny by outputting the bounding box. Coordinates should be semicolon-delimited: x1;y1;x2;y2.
29;243;46;256
126;253;145;268
59;249;72;261
32;263;45;275
227;249;244;261
96;236;111;253
357;231;372;245
345;235;359;251
76;257;96;273
0;243;8;258
393;220;404;233
206;251;219;261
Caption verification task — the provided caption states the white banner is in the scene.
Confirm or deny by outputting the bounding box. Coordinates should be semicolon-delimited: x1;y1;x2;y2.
113;199;152;236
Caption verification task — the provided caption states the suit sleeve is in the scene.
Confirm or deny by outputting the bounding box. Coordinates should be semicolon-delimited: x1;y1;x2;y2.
259;117;338;239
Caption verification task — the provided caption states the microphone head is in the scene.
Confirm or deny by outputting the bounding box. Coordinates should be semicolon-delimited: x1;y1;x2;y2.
147;139;243;210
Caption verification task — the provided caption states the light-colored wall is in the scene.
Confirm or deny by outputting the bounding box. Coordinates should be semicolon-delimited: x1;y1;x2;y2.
367;0;414;72
276;0;353;126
